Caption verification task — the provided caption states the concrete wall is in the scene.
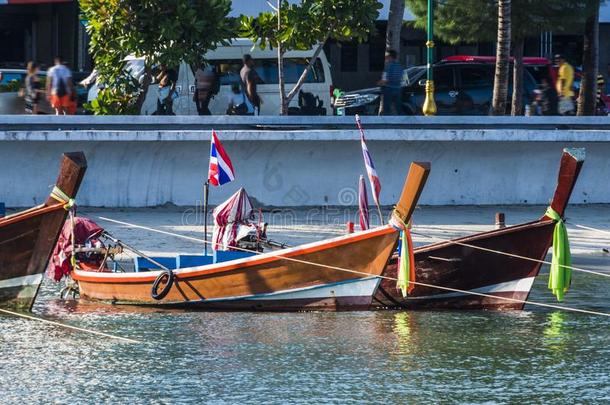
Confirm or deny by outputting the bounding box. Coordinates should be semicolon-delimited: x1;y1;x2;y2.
1;116;609;208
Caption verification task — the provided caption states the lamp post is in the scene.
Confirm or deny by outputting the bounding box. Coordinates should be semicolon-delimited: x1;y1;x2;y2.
422;0;437;116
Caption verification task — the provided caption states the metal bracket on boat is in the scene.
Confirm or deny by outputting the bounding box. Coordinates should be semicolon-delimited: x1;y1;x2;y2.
427;256;462;263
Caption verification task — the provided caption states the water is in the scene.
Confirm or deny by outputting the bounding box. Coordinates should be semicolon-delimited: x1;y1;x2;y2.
1;262;609;404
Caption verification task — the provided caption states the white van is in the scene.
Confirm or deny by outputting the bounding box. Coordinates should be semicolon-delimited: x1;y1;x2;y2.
88;39;334;116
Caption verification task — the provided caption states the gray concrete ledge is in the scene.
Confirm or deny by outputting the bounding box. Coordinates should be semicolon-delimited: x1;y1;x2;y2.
3;129;610;142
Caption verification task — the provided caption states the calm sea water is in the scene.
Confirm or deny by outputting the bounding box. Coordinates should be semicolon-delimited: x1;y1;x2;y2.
1;259;610;404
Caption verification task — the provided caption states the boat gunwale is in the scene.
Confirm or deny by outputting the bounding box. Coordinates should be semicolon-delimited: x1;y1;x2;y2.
0;203;66;229
73;225;397;284
413;218;554;254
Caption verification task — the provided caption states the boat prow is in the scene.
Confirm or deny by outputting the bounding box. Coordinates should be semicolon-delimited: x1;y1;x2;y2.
0;152;87;310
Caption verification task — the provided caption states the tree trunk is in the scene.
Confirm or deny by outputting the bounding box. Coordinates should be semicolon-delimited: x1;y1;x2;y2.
286;36;329;103
277;0;288;115
577;1;599;116
385;0;405;58
511;38;524;116
134;68;152;114
491;0;511;116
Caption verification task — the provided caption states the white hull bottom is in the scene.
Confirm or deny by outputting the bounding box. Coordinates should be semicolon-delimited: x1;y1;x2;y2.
0;273;44;309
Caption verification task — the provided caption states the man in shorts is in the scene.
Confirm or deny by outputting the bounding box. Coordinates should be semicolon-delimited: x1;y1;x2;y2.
46;56;74;115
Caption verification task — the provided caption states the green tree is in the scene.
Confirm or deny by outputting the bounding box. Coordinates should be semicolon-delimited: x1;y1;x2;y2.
80;0;232;114
407;0;592;115
491;0;511;116
240;0;381;115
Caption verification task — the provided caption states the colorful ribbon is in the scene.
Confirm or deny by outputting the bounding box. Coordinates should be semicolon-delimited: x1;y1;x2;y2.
546;207;572;302
50;186;75;210
397;228;416;297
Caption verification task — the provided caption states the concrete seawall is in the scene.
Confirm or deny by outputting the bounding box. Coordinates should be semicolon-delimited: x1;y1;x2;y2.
1;116;609;207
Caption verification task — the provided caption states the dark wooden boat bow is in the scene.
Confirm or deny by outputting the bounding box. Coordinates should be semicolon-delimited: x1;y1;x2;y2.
0;152;87;310
374;148;585;310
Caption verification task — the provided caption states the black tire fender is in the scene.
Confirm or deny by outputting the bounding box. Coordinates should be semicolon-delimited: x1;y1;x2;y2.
151;269;174;300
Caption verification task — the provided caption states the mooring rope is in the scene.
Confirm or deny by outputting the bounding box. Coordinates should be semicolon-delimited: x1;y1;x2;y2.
0;308;140;343
410;230;610;279
97;216;610;318
570;223;610;238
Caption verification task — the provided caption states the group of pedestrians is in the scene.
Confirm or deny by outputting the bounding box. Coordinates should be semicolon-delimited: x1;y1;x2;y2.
158;54;261;116
24;56;76;115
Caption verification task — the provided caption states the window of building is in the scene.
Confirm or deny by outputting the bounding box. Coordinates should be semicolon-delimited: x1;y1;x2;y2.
369;41;385;72
340;43;358;72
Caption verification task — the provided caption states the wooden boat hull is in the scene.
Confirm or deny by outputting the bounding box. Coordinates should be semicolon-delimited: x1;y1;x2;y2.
374;220;553;310
73;162;431;312
0;152;87;310
374;148;584;311
76;226;398;311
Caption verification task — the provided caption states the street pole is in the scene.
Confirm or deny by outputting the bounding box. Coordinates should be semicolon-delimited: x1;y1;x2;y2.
422;0;437;116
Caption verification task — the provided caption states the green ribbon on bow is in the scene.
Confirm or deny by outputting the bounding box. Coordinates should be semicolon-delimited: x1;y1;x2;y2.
545;207;572;302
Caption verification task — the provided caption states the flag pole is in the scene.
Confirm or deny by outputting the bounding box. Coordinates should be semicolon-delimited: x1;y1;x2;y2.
203;180;209;256
355;114;384;225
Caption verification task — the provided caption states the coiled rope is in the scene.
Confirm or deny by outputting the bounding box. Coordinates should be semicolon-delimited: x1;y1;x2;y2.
97;216;610;318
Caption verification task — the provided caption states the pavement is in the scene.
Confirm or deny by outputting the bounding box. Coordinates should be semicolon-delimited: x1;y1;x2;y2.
74;204;610;259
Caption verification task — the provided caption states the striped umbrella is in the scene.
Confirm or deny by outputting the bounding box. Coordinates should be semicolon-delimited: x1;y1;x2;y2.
358;175;370;231
212;188;254;251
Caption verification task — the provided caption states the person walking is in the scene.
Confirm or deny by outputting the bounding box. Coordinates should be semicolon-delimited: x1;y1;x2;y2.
194;65;218;115
378;50;403;116
24;61;42;114
554;54;575;115
240;54;261;115
155;64;178;115
531;77;559;116
46;56;74;115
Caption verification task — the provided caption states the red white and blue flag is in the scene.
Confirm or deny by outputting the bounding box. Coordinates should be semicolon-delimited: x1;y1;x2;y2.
356;115;381;206
208;130;235;186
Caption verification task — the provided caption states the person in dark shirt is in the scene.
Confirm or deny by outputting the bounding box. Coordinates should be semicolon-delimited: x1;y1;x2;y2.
532;77;558;116
240;54;261;115
25;61;42;114
378;49;403;115
156;64;178;115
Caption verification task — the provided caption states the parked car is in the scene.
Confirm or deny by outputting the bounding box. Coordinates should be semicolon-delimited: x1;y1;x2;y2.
440;55;556;86
0;69;51;114
334;62;537;116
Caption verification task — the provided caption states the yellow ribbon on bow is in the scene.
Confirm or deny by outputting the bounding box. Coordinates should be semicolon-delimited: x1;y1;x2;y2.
50;186;75;210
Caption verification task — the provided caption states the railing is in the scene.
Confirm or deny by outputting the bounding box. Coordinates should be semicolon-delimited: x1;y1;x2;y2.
2;115;610;132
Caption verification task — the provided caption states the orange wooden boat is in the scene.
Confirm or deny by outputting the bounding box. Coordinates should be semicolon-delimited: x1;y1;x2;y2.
0;152;87;310
72;162;430;311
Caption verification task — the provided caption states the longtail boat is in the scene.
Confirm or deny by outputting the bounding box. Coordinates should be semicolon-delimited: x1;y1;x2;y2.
373;148;584;310
71;162;430;311
0;152;87;310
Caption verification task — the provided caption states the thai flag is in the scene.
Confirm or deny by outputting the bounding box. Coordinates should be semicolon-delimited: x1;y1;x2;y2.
208;130;235;186
356;115;381;206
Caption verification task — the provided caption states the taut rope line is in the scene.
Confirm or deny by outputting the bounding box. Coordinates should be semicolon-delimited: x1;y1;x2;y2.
410;230;610;279
97;216;610;318
0;308;141;343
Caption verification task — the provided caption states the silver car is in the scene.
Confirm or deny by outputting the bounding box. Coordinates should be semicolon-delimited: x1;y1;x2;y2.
0;69;52;114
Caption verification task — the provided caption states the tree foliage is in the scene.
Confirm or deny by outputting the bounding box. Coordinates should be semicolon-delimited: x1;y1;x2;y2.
80;0;233;114
406;0;594;44
240;0;381;114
